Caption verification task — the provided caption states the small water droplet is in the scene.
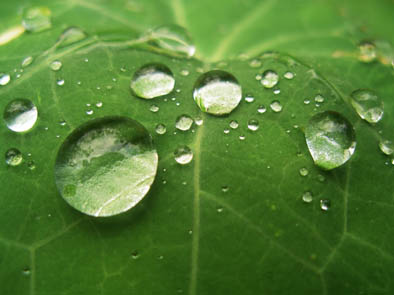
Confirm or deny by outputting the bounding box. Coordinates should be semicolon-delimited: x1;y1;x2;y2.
261;70;279;88
50;60;62;71
217;207;223;213
239;135;245;141
270;100;282;112
145;24;195;57
195;117;203;126
305;111;356;170
320;199;331;211
150;104;159;113
5;148;23;166
57;27;87;48
379;139;394;155
302;191;313;203
257;105;266;114
86;109;93;115
249;59;262;68
229;120;239;129
193;70;242;116
284;72;294;79
155;123;166;135
131;251;140;259
224;128;230;134
175;115;193;131
57;79;65;86
0;73;11;86
22;7;52;33
22;56;33;68
59;120;66;126
299;167;309;176
358;41;377;63
273;89;281;95
255;74;262;81
304;99;310;105
350;89;383;123
4;99;38;132
174;146;193;165
96;102;103;108
180;69;189;76
27;160;36;170
314;94;324;103
247;119;259;131
245;95;255;103
22;268;31;276
222;186;229;192
130;63;175;99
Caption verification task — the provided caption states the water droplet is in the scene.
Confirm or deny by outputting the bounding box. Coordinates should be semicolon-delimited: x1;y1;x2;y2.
195;117;203;126
175;115;193;131
22;268;31;276
314;94;324;103
229;120;239;129
255;74;262;81
257;105;266;114
358;41;377;63
55;117;158;217
5;148;23;166
249;59;262;68
57;79;64;86
193;70;242;116
0;73;11;86
284;72;294;80
174;146;193;165
180;69;189;76
305;111;356;170
379;139;394;155
22;7;52;33
304;99;310;105
145;24;195;57
350;89;383;123
57;27;87;48
245;95;255;103
247;119;259;131
131;251;140;259
239;135;246;141
130;63;175;99
22;56;33;68
224;128;230;134
59;120;66;126
50;60;62;71
86;109;93;115
320;199;331;211
155;124;166;135
302;191;313;203
27;160;36;170
4;99;38;132
150;104;159;113
222;186;229;192
96;102;103;108
299;167;309;176
273;89;280;95
217;207;223;213
270;100;282;112
261;70;279;88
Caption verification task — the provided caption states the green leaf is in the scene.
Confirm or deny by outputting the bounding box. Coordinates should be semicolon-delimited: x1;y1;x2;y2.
0;0;393;294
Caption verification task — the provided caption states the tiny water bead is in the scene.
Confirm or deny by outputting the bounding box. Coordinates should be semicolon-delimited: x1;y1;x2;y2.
195;117;203;126
284;72;294;80
5;148;23;166
247;119;259;131
320;199;331;211
358;41;377;63
257;105;266;114
150;104;159;113
57;27;87;48
379;139;394;155
249;59;262;68
174;146;193;165
0;73;11;86
193;70;242;116
273;89;280;95
245;95;255;103
54;117;158;217
299;167;309;176
305;111;356;170
261;70;279;88
155;124;166;135
229;120;239;129
350;89;383;123
175;115;193;131
270;100;282;112
50;60;62;71
21;56;33;68
4;99;38;132
145;24;195;58
130;63;175;99
57;79;65;86
302;191;313;203
86;110;94;115
22;7;52;33
314;95;325;103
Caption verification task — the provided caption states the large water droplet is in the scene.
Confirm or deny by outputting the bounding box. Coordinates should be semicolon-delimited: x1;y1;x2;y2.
57;27;87;48
261;70;279;88
54;117;158;217
22;7;52;33
174;146;193;165
5;148;23;166
145;24;195;58
305;111;356;170
4;99;38;132
175;115;193;131
350;89;383;123
358;41;377;63
379;139;394;155
0;73;11;86
130;63;175;99
193;70;242;116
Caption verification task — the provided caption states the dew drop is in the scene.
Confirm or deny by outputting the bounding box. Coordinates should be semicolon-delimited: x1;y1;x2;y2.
57;27;87;48
130;63;175;99
249;59;262;68
379;139;394;155
96;102;103;108
320;199;331;211
350;89;383;123
270;100;282;112
229;120;239;129
217;207;223;213
255;74;262;81
261;70;279;88
358;41;377;63
299;167;309;176
257;105;266;114
50;60;62;71
22;56;33;68
304;99;310;105
27;160;36;170
150;104;159;113
175;115;193;131
224;129;230;134
284;72;294;80
222;186;229;192
245;95;255;103
5;148;23;166
180;69;189;76
193;70;242;116
174;146;193;165
4;99;38;132
59;120;66;126
305;111;356;170
195;117;203;126
155;123;166;135
22;7;52;33
22;268;31;276
86;109;93;115
302;191;313;203
273;89;281;95
57;79;65;86
0;73;11;86
239;135;245;141
247;119;259;131
314;94;325;103
55;117;158;217
131;251;140;259
145;25;195;57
